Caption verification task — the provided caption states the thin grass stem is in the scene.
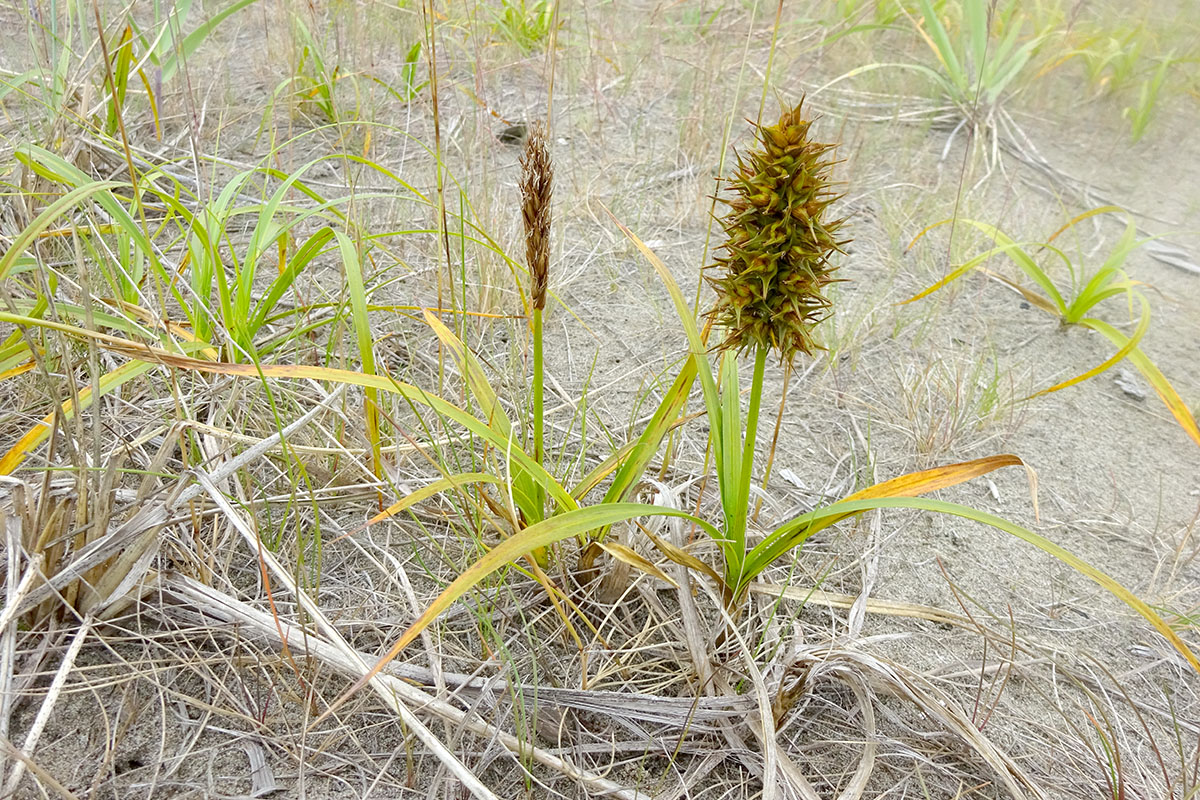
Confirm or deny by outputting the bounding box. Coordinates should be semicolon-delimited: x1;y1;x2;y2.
532;306;545;522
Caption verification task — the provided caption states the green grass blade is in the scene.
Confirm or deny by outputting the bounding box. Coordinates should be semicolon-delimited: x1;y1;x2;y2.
336;232;382;480
159;0;260;82
422;309;546;522
595;355;698;507
0;181;125;282
250;226;334;334
985;38;1041;104
602;206;721;447
916;0;966;91
964;0;988;86
718;352;741;534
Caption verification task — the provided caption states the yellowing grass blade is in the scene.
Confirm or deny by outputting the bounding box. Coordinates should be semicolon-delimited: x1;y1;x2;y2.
640;525;726;588
976;267;1059;314
308;502;717;728
749;455;1029;577
422;308;513;436
0;359;157;474
595;540;678;588
798;497;1200;676
1085;317;1200;448
337;472;500;541
0;361;36;381
1046;205;1124;243
845;454;1026;501
1025;295;1150;401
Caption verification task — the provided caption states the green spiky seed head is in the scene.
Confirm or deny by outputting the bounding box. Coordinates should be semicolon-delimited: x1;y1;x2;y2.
707;99;849;363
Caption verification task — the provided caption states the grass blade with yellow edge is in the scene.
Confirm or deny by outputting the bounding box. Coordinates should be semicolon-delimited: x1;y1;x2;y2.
422;308;545;559
309;502;720;728
1024;293;1151;401
602;205;721;438
1084;317;1200;447
747;455;1028;580
594;354;698;515
905;218;1069;314
760;496;1200;675
423;309;513;435
0;359;157;474
1046;205;1126;244
339;472;500;540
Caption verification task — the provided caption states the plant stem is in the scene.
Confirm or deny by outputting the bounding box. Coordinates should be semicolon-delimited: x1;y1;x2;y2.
532;305;546;520
740;346;768;504
728;345;768;595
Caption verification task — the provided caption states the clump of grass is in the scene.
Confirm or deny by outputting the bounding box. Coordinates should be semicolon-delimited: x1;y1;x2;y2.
1124;53;1175;142
290;14;346;123
1076;24;1147;95
904;206;1200;448
489;0;557;53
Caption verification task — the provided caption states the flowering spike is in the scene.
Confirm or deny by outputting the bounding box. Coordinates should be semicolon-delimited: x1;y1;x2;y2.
520;122;552;310
707;99;849;362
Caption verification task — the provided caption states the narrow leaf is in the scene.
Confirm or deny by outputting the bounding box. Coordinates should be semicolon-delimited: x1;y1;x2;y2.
1026;294;1150;400
1086;318;1200;447
310;502;719;727
346;472;500;537
595;540;678;588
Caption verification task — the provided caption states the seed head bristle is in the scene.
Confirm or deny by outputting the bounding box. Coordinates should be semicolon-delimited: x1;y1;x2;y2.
520;122;553;311
706;98;850;363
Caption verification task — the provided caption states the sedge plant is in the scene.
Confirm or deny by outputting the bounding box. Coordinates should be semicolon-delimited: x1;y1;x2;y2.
309;102;1200;727
386;122;694;573
904;206;1200;448
823;0;1053;172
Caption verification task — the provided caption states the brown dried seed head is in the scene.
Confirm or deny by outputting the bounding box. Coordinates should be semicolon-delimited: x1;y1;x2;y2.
520;122;553;310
